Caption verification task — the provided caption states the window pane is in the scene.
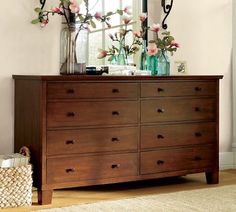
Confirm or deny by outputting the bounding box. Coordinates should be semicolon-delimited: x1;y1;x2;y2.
88;32;103;65
105;0;120;26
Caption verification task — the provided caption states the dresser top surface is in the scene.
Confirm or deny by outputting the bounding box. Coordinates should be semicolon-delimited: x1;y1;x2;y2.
12;75;223;81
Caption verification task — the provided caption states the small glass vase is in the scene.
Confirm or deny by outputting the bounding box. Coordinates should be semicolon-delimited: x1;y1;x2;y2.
147;55;158;76
60;23;88;75
140;40;147;70
157;50;170;76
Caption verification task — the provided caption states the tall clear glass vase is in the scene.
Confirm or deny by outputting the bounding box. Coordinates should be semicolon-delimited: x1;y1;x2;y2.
140;40;147;70
60;23;88;75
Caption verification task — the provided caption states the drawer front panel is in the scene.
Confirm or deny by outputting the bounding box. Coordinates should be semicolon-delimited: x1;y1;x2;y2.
47;127;138;155
141;81;217;97
47;101;138;127
140;146;214;175
141;122;216;149
141;98;216;123
47;153;138;184
47;82;138;99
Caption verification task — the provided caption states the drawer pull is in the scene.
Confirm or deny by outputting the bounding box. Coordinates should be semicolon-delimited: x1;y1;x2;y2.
195;107;200;112
112;88;120;93
194;156;202;161
112;111;120;116
111;164;120;169
67;89;75;94
157;109;165;113
111;137;120;142
157;135;164;139
195;87;202;91
67;112;75;117
66;168;75;173
157;160;164;165
157;88;164;92
66;140;75;145
195;132;202;137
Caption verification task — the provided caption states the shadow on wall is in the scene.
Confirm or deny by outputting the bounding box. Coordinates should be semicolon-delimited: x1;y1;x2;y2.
0;76;14;153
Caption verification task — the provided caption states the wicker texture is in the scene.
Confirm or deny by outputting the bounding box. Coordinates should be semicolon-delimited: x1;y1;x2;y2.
0;165;32;208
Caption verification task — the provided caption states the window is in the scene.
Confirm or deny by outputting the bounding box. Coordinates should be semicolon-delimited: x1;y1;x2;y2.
81;0;142;66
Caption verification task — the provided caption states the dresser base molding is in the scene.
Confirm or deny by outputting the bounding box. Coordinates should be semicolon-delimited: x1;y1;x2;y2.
13;75;222;205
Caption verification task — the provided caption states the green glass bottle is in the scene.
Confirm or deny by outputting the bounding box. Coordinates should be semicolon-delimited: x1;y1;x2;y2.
147;55;158;76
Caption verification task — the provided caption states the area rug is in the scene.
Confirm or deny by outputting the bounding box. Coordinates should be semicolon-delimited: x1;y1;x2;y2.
35;185;236;212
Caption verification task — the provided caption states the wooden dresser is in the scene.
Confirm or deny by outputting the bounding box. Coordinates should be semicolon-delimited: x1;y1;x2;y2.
13;75;223;205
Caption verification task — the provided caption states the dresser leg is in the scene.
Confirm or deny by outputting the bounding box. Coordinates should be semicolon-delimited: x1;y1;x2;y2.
205;171;219;184
38;189;53;205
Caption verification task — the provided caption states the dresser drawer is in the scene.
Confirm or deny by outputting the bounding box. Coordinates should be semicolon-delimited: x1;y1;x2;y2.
141;81;217;97
47;127;138;155
141;98;216;123
47;82;138;99
141;122;216;149
47;101;138;127
140;146;214;175
47;153;138;184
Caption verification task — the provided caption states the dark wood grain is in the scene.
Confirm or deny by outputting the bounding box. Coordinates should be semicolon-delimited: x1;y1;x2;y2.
141;81;217;97
141;98;216;123
47;153;138;184
47;82;138;99
47;127;138;155
141;122;216;149
140;145;214;175
13;75;222;205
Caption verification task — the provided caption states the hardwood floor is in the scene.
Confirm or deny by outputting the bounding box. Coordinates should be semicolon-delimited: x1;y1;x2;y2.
2;170;236;212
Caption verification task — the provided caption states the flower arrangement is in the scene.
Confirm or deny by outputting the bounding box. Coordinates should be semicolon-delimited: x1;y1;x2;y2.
32;0;124;30
97;11;148;64
149;23;179;56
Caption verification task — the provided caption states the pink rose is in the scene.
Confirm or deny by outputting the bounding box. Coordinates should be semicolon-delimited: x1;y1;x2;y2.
147;42;158;56
124;6;132;15
51;7;63;14
95;12;102;20
139;13;147;22
40;19;48;28
171;40;180;48
122;16;131;25
97;49;108;59
151;23;160;33
69;0;80;13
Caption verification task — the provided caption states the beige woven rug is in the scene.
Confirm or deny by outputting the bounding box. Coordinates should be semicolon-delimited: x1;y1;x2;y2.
36;185;236;212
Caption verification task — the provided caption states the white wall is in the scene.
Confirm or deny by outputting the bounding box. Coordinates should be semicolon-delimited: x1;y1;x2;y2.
167;0;232;152
0;0;233;153
0;0;61;153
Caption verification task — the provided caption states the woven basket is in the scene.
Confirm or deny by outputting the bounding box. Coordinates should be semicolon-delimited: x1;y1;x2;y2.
0;165;32;209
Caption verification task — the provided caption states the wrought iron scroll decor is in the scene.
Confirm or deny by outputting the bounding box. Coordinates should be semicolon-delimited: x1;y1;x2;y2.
161;0;173;29
40;0;46;10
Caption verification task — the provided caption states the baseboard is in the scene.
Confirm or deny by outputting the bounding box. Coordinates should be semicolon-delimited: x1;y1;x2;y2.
219;152;236;170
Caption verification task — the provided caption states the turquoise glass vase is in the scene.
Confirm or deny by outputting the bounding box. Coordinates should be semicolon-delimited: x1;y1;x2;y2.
157;50;170;76
147;55;158;76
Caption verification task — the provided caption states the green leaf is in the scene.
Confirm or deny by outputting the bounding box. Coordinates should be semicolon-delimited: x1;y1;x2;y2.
31;19;40;24
34;7;42;13
117;10;123;16
78;15;85;22
90;19;96;28
108;56;113;61
106;12;113;16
